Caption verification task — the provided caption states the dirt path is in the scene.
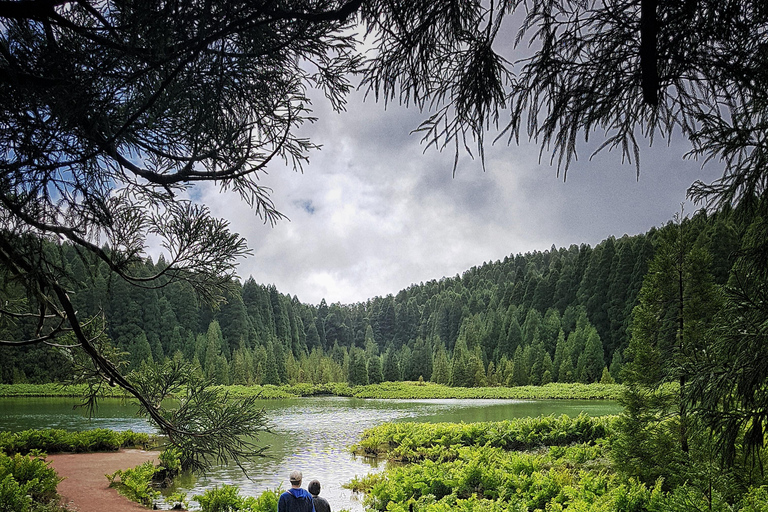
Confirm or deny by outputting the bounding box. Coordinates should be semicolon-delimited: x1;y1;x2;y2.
47;449;161;512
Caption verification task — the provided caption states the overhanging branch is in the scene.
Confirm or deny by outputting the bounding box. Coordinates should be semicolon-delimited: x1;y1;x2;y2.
0;0;69;20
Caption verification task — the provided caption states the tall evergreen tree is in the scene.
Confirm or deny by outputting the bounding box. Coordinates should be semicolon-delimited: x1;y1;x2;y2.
382;348;401;382
623;214;723;455
577;328;605;383
511;345;528;386
521;308;543;347
606;238;636;358
431;341;451;385
347;347;369;386
130;333;154;371
367;355;384;384
263;340;280;386
449;337;473;387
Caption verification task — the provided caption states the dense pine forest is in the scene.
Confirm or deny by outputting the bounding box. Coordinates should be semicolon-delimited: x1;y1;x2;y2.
0;208;740;388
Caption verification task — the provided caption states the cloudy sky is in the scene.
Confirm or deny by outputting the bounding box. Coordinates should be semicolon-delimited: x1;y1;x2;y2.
198;87;723;306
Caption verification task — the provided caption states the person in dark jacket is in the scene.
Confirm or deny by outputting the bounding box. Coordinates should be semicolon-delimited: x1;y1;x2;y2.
278;470;315;512
307;479;331;512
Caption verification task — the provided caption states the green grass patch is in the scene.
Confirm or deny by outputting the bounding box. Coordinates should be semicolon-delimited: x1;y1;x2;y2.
0;381;622;400
107;460;159;507
0;429;153;455
0;383;131;398
0;452;62;512
352;413;617;461
349;382;624;400
218;382;354;399
347;417;768;512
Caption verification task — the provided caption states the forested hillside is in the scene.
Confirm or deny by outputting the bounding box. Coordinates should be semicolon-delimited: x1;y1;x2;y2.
0;209;740;387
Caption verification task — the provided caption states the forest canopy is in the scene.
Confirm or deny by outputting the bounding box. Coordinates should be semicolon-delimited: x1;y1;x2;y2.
0;208;739;391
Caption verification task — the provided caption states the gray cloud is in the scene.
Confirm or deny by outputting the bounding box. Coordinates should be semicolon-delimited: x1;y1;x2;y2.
195;88;724;306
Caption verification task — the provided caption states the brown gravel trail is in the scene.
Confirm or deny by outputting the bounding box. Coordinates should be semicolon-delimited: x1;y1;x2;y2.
47;449;160;512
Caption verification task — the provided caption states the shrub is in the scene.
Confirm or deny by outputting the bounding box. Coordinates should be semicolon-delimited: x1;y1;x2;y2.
159;447;182;474
194;484;244;512
0;452;61;512
164;491;189;510
107;460;159;506
352;414;616;461
739;486;768;512
239;487;281;512
0;473;32;512
0;428;152;455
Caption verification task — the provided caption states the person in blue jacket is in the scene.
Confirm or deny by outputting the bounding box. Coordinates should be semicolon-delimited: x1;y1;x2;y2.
278;470;315;512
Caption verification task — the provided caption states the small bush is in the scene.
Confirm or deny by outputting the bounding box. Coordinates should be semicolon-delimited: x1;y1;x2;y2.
240;488;282;512
159;447;182;473
0;473;33;512
194;484;244;512
164;491;189;510
191;486;289;512
0;428;152;455
0;452;61;512
107;460;159;506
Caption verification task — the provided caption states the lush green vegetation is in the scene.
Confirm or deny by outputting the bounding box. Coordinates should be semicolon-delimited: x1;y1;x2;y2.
0;452;63;512
0;383;131;398
107;460;160;507
2;211;739;392
352;414;614;462
0;381;621;400
2;2;766;508
0;429;152;455
2;0;767;508
193;485;283;512
350;382;622;400
0;382;298;399
348;416;768;512
107;446;184;508
221;382;354;399
0;428;161;511
191;485;352;512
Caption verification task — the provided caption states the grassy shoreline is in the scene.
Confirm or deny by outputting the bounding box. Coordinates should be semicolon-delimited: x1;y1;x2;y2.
0;381;623;400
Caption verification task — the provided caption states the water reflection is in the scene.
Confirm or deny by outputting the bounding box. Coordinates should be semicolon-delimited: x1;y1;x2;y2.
0;397;156;433
0;396;621;511
169;397;621;511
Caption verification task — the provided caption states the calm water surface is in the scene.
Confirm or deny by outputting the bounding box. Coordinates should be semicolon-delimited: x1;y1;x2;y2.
0;396;621;511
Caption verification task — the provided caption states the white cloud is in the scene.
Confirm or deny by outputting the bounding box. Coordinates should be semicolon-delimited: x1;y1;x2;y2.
189;88;723;306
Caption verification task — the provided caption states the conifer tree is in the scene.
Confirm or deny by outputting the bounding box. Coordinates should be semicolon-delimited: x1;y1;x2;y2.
552;330;567;382
470;346;487;387
231;349;250;386
347;347;369;386
623;213;723;456
559;355;575;384
431;342;451;385
577;328;605;383
449;337;473;387
130;333;154;371
382;348;401;382
495;311;522;362
367;355;384;385
511;345;528;386
264;341;280;386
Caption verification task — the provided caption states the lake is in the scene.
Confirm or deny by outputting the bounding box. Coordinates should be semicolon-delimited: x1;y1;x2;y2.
0;396;622;511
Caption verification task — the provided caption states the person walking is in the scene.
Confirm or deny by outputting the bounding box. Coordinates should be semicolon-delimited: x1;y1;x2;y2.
278;470;315;512
307;479;331;512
